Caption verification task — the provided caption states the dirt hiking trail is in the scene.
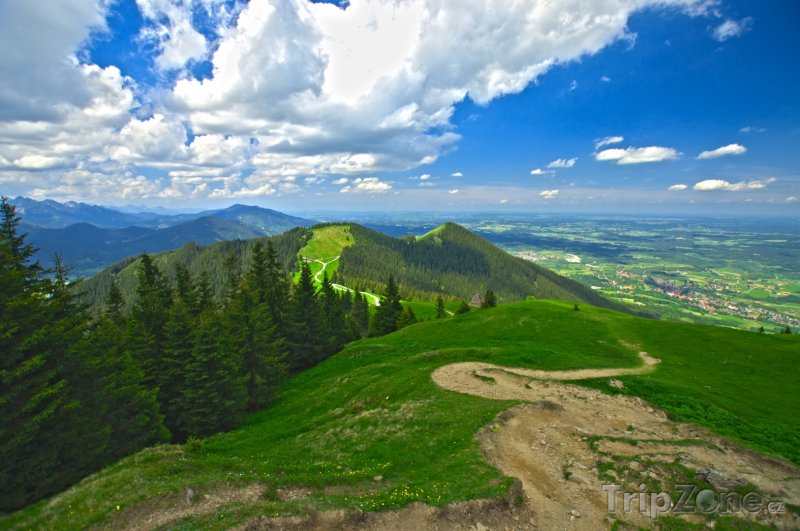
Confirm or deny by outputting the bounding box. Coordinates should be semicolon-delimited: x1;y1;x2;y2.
104;349;800;531
429;348;800;530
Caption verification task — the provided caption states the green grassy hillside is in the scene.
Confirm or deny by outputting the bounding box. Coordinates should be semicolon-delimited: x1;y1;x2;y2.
295;224;354;283
5;301;797;529
78;222;631;315
337;223;639;312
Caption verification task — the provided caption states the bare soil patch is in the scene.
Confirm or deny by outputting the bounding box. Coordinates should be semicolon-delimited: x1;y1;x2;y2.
430;354;800;529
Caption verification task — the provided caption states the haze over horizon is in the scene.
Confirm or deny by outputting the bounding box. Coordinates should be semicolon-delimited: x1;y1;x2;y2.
1;0;798;215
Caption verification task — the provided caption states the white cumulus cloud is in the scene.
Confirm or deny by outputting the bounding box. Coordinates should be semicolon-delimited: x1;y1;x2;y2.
595;135;624;149
540;189;559;199
547;157;577;169
668;184;688;191
693;178;775;192
0;0;725;201
697;143;747;159
530;168;554;176
339;176;391;194
136;0;209;71
595;146;679;164
712;18;752;42
111;114;188;164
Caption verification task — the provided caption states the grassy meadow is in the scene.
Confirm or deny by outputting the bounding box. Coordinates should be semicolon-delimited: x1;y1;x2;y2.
3;301;797;529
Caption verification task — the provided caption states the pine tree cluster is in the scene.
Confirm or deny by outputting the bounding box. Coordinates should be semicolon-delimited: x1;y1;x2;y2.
0;199;358;512
0;198;438;511
0;197;495;512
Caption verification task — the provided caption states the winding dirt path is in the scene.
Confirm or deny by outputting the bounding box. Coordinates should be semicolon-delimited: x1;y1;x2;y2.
431;350;800;530
310;256;340;284
433;351;660;393
305;255;381;305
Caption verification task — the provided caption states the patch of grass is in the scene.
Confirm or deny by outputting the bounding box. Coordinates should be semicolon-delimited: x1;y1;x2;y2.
658;515;774;530
472;371;496;385
400;300;462;321
295;225;355;284
299;225;354;261
4;300;798;529
184;436;205;453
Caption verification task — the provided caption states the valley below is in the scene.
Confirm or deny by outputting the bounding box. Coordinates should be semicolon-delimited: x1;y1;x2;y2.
340;213;800;333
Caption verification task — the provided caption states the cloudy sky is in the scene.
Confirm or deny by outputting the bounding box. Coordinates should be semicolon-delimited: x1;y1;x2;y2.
0;0;798;214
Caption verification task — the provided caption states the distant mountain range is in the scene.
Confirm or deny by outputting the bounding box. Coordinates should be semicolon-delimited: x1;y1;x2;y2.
10;196;158;229
10;197;314;277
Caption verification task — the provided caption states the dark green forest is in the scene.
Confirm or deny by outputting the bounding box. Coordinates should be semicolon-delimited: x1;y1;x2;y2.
335;223;632;311
77;226;310;313
79;222;631;316
0;199;416;513
1;200;635;512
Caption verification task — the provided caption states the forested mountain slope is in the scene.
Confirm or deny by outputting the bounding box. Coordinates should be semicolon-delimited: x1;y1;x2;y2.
78;222;632;314
335;223;633;311
77;227;309;311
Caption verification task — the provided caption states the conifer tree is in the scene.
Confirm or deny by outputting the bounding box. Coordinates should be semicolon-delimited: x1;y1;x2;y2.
319;271;347;355
104;280;126;325
178;311;246;437
263;239;290;329
160;288;196;439
223;251;242;301
286;262;322;370
369;274;403;337
128;254;172;390
195;270;214;316
47;255;110;470
81;302;168;456
456;301;471;314
0;198;96;510
349;290;370;338
396;305;418;329
174;263;196;307
249;241;269;302
481;289;497;308
341;289;353;313
226;271;287;412
436;295;447;318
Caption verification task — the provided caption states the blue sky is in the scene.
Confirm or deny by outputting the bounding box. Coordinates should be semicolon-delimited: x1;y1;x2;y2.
0;0;798;214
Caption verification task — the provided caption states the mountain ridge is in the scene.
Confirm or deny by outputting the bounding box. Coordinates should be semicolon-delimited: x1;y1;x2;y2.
335;222;639;312
10;197;314;231
76;221;640;316
13;198;315;277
